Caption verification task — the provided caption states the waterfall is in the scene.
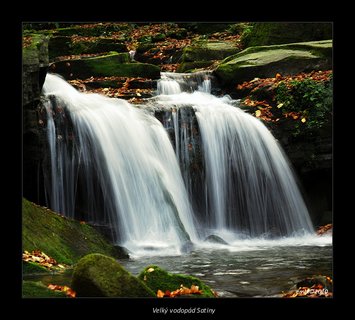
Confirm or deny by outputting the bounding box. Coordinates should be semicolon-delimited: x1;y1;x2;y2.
42;71;314;255
43;74;197;254
152;72;314;238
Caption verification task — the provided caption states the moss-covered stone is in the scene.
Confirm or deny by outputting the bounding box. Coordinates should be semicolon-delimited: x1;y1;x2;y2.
22;281;67;298
23;261;50;274
71;38;127;55
50;52;161;79
214;40;332;87
71;253;155;297
22;198;128;265
242;22;332;48
138;265;215;298
182;41;240;63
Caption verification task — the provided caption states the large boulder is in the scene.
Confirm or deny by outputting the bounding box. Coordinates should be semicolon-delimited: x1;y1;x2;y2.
138;265;215;297
22;198;129;265
214;40;332;88
50;52;161;79
71;253;155;297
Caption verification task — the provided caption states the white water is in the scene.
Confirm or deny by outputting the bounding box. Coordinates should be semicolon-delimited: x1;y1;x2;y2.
153;73;314;238
42;71;318;256
43;74;197;254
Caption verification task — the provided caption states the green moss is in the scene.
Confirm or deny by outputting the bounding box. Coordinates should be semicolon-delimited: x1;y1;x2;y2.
71;39;127;55
23;261;50;274
138;265;215;298
22;281;67;298
22;198;128;265
275;77;333;136
181;41;240;63
23;33;49;65
71;253;155;297
51;53;161;79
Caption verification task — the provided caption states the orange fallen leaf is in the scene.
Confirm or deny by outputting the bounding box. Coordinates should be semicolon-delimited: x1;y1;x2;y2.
157;289;165;298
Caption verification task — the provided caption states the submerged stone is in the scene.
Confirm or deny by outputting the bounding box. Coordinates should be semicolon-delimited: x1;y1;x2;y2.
204;235;229;245
71;253;155;297
138;265;215;297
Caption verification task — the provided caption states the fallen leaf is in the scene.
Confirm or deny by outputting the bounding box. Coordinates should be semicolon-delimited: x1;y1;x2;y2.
157;289;165;298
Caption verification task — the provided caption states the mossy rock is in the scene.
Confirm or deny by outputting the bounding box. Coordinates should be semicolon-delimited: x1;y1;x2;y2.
242;22;332;48
23;261;50;274
71;253;155;297
22;198;128;265
50;52;160;79
214;40;332;87
181;41;240;63
22;281;67;298
71;38;127;55
48;36;128;60
138;265;215;298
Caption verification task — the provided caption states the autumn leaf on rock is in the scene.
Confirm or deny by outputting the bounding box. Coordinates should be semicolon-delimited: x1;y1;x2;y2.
47;284;76;298
157;289;165;298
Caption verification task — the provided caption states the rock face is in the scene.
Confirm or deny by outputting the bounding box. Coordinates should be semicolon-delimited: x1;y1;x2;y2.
214;40;332;87
71;253;155;297
50;52;161;79
242;22;332;47
23;34;49;204
138;265;215;298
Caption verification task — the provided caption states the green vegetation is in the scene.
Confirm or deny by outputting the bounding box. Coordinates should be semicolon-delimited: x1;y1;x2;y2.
22;198;128;265
22;281;67;298
275;76;333;135
71;253;155;297
138;265;215;298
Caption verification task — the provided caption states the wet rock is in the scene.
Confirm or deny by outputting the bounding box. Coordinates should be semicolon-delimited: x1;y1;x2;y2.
138;265;215;297
204;235;229;245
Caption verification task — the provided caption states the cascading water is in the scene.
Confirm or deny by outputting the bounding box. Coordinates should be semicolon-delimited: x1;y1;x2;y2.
42;71;314;256
153;72;314;238
43;73;197;255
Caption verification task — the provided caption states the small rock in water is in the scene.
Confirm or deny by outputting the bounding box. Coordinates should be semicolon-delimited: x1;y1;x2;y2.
204;235;229;245
180;241;195;253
